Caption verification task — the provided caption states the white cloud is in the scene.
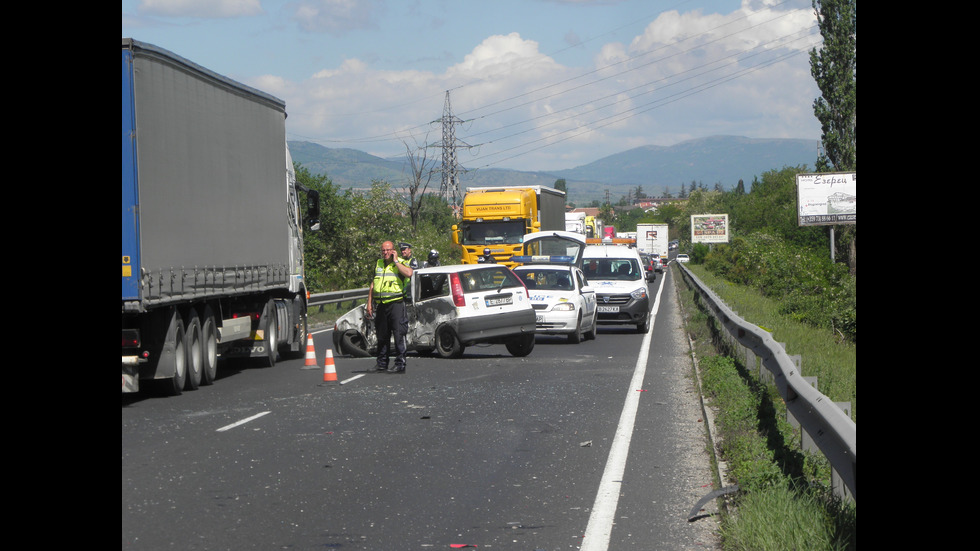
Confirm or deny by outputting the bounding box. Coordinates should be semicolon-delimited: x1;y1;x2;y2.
138;0;263;18
449;33;556;76
272;4;821;172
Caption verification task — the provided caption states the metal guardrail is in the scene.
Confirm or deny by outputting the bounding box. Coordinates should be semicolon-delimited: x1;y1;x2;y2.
676;263;856;502
309;288;369;310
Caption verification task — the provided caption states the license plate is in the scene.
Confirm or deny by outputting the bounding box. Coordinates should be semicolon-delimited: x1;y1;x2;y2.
486;296;513;307
597;305;619;313
535;315;544;322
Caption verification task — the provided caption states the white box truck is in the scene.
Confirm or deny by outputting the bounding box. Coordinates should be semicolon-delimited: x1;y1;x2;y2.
636;223;669;256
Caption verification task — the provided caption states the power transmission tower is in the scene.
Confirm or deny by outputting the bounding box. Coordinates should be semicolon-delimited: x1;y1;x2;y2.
431;90;470;218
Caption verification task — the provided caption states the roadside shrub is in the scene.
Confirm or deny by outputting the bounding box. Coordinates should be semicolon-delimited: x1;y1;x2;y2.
702;233;856;342
690;242;710;264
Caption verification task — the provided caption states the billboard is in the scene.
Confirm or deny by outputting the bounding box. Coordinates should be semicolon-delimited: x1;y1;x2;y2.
797;172;856;226
691;214;729;244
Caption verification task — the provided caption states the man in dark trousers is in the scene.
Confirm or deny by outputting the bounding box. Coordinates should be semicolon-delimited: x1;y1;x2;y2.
366;240;413;373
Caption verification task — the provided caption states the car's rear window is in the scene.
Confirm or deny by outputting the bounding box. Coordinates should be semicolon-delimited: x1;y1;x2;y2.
458;267;524;293
516;268;574;290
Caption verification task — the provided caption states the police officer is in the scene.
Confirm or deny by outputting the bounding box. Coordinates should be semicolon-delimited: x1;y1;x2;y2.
423;249;440;268
399;242;420;269
366;240;413;374
479;247;496;263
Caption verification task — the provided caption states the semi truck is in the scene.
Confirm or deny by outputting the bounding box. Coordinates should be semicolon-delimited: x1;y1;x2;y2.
584;215;603;239
122;38;321;396
451;186;566;268
637;223;669;256
565;211;586;234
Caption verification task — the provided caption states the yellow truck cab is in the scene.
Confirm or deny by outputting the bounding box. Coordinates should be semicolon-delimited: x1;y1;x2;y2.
452;186;565;268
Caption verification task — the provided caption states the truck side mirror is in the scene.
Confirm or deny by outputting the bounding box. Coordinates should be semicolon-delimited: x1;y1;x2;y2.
306;190;321;231
451;225;459;245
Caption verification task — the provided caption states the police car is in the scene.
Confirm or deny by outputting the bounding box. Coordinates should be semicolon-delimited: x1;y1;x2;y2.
332;263;536;359
510;231;597;343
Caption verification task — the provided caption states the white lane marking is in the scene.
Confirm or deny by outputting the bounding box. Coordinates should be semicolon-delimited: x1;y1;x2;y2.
580;274;666;550
341;374;365;385
216;411;271;432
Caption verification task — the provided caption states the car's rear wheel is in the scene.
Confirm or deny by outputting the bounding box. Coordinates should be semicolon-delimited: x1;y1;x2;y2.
506;333;535;357
435;324;464;359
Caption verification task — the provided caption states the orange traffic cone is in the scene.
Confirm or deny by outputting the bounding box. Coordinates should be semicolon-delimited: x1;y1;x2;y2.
320;349;338;385
302;333;318;370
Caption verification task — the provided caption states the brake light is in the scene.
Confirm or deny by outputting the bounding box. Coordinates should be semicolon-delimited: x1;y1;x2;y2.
449;273;466;307
122;329;140;348
515;269;530;294
232;312;261;321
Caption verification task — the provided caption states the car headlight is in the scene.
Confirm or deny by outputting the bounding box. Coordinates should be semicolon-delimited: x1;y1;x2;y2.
631;288;647;300
552;303;575;311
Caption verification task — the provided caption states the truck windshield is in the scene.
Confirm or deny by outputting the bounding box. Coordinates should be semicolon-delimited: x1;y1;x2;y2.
460;220;526;245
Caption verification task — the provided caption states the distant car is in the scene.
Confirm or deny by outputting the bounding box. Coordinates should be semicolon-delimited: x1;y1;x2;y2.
676;254;690;263
583;244;651;333
651;253;663;274
639;253;657;281
514;263;597;343
332;263;536;359
660;256;669;269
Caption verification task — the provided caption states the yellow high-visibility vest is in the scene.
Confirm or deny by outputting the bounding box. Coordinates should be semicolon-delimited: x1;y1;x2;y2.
372;259;408;304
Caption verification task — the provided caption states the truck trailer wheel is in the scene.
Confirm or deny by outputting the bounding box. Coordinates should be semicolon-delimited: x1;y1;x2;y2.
199;305;218;385
154;311;186;396
259;298;279;368
183;310;203;390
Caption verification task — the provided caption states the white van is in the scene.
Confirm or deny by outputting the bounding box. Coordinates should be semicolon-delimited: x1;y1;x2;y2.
582;244;651;333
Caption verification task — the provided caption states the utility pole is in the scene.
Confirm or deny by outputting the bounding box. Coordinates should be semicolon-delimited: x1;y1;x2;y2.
431;90;470;218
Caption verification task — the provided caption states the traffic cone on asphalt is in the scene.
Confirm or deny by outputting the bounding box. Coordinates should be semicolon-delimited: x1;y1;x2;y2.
320;349;338;385
302;334;318;370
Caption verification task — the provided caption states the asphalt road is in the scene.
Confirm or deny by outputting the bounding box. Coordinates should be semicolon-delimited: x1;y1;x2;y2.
122;266;721;550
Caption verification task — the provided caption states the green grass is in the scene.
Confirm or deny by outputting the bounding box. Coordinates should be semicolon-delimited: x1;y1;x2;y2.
674;264;855;550
684;263;855;422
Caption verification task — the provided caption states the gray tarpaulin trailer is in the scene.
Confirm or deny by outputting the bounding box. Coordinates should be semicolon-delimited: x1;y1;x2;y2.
122;38;320;395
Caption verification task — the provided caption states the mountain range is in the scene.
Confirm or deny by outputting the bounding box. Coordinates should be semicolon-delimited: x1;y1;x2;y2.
288;135;820;205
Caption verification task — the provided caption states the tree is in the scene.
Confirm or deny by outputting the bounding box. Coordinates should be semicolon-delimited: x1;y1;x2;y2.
810;0;856;172
402;137;437;230
553;178;567;193
810;0;856;274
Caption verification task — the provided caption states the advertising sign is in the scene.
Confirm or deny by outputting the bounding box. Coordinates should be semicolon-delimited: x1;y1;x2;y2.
797;172;856;226
691;214;729;244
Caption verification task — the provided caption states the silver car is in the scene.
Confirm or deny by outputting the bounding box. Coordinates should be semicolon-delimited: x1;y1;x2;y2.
332;263;536;359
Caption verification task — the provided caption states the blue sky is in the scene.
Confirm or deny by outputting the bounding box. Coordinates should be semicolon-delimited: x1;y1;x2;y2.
122;0;822;173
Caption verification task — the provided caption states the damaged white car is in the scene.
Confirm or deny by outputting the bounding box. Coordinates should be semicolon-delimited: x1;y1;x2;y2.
332;263;536;359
